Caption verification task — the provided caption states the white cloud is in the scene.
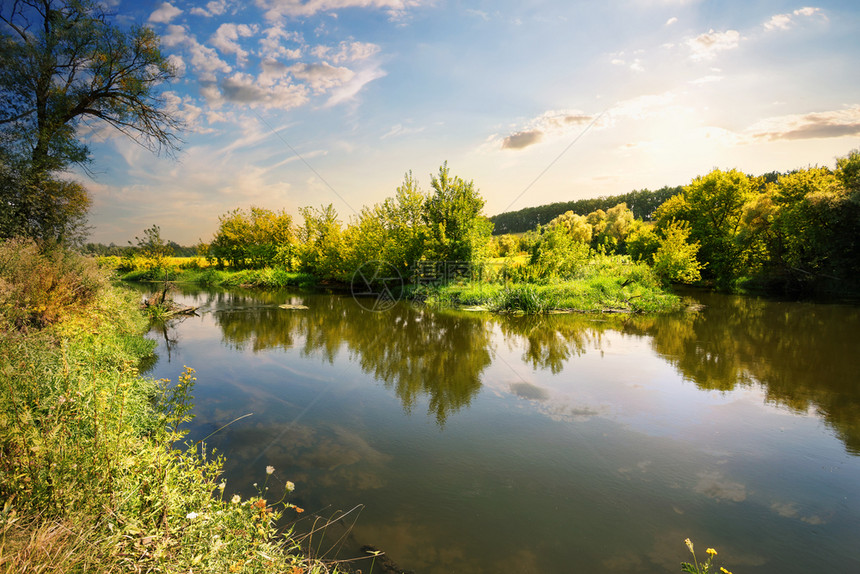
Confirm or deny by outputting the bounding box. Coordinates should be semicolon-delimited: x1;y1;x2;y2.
161;24;189;48
161;24;233;82
313;41;381;64
686;29;740;60
259;25;303;60
764;6;827;32
689;74;722;85
189;41;233;82
666;16;678;26
210;23;259;65
220;71;309;110
794;6;821;17
764;13;793;31
166;53;186;75
190;0;229;17
148;2;182;24
288;62;355;94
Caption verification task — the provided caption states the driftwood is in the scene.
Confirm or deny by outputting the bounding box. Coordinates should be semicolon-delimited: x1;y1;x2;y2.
142;284;198;317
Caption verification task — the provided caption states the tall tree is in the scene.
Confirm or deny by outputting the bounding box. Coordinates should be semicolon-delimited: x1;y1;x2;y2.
423;162;492;263
0;0;180;241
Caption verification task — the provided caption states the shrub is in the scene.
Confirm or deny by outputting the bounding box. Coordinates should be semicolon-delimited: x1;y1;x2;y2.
0;238;107;329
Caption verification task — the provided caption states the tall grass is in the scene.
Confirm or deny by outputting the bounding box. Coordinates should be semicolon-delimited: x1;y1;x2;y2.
420;255;681;314
0;239;343;573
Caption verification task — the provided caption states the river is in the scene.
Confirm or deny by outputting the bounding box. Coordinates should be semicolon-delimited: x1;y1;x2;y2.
142;285;860;573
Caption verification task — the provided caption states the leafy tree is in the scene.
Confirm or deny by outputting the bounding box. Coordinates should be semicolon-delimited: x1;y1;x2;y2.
296;204;345;279
423;162;493;263
528;224;591;281
0;159;90;242
0;0;180;241
592;203;635;253
836;149;860;201
209;207;294;269
652;220;703;284
656;169;756;285
547;210;592;243
132;224;172;269
378;171;429;269
626;221;660;263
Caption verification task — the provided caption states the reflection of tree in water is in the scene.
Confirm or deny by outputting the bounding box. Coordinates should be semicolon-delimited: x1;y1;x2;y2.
215;294;492;425
638;292;860;455
344;306;492;425
209;286;860;453
495;313;654;373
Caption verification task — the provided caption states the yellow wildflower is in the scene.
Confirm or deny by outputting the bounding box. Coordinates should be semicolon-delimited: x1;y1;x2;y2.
720;568;732;574
707;548;717;556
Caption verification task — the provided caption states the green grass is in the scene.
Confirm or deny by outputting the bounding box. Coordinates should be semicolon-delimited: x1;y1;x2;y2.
420;255;681;314
1;240;344;574
115;264;319;289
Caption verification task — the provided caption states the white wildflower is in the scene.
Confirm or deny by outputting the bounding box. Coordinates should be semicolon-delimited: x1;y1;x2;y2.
266;465;275;475
285;481;295;492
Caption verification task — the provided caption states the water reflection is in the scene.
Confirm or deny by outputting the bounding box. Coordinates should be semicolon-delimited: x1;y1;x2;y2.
141;285;860;573
147;285;860;454
211;292;492;425
637;292;860;454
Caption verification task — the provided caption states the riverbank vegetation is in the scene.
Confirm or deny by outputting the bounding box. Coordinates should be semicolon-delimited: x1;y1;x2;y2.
101;150;860;309
0;239;342;573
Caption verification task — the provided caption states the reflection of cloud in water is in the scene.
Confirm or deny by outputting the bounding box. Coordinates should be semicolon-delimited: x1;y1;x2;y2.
618;460;653;478
510;381;549;400
357;517;548;574
486;376;609;423
233;422;391;493
694;471;747;502
357;518;479;574
770;500;827;525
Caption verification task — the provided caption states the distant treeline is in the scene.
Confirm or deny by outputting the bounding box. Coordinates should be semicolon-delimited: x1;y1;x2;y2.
80;241;198;258
489;186;682;235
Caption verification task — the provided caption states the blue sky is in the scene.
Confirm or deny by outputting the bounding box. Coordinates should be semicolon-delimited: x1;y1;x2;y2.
82;0;860;245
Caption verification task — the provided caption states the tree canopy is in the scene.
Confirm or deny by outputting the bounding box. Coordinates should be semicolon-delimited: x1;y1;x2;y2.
0;0;180;242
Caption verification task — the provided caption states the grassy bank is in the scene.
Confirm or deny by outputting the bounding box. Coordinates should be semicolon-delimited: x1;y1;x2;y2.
105;255;681;315
417;256;682;314
0;240;340;573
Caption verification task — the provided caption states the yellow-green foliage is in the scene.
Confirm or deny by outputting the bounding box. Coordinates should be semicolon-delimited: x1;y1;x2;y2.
0;238;107;329
0;245;342;574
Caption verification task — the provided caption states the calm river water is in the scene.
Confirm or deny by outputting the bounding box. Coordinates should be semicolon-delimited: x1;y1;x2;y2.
143;286;860;574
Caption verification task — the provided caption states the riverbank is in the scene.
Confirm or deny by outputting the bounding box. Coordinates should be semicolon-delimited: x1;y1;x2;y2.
0;240;342;573
107;254;683;314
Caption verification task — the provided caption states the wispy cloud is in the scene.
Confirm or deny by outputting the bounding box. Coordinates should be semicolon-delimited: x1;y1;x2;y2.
764;6;827;32
747;106;860;141
257;0;428;22
498;111;597;151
